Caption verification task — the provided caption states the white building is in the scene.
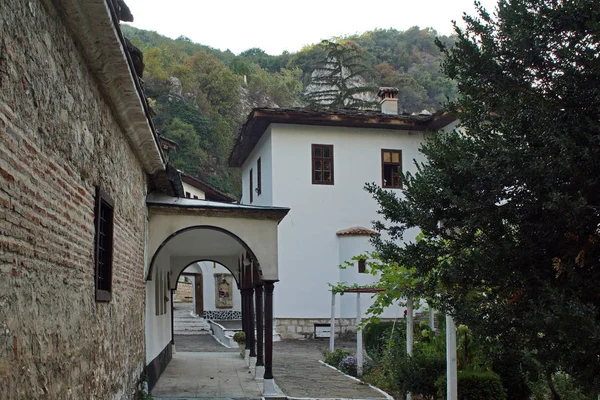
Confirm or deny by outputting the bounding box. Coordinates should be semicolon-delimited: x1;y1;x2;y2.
229;88;457;338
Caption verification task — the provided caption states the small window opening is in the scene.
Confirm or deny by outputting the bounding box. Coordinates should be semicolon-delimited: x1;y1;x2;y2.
249;168;254;203
312;144;334;185
94;187;114;302
358;258;366;273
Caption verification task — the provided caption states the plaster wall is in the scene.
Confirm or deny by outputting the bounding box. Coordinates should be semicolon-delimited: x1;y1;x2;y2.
147;213;280;281
182;182;206;199
182;262;242;314
241;127;273;206
145;251;172;364
242;124;426;319
338;236;402;320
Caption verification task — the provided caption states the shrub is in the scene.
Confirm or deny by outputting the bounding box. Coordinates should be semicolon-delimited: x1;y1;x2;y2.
339;355;358;376
233;331;245;344
363;321;405;358
337;354;374;377
322;348;351;368
437;370;506;400
395;352;446;400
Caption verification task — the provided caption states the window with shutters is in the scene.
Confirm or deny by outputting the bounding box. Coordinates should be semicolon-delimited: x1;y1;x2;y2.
312;144;334;185
381;149;402;188
94;187;114;302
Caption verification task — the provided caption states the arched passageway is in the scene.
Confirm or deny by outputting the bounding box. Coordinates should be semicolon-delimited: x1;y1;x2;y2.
144;194;289;396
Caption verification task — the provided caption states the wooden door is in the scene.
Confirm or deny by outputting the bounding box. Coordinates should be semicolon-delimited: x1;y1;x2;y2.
195;274;203;316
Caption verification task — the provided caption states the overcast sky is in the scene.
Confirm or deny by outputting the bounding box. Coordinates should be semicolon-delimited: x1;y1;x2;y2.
123;0;499;55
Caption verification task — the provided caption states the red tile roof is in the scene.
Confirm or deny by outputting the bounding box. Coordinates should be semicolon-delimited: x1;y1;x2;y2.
336;226;380;237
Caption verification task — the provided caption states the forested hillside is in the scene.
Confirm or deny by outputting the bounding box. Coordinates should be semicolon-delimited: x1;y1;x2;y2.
122;25;457;197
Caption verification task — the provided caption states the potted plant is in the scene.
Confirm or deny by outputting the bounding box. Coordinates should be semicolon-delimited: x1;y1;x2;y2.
233;331;246;356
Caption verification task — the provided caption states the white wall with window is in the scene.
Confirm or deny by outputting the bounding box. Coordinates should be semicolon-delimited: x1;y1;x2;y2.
241;123;427;322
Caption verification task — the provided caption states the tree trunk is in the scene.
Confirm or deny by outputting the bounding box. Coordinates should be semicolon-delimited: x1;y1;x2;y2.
546;370;561;400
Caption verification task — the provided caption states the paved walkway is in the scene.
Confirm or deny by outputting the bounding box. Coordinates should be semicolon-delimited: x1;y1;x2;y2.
152;336;387;400
151;352;264;399
273;340;386;399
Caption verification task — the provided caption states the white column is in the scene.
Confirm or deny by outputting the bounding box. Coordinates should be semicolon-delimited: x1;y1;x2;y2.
356;293;363;377
406;297;414;400
446;315;458;400
330;291;336;352
406;297;414;356
429;304;435;332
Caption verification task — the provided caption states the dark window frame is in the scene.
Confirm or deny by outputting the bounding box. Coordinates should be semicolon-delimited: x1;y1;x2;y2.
358;258;366;273
249;168;253;203
312;144;334;185
94;187;114;303
257;157;262;196
381;149;403;189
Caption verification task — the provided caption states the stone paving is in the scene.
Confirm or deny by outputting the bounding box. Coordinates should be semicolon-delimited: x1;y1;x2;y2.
152;335;387;400
174;334;238;353
151;352;264;399
273;340;387;399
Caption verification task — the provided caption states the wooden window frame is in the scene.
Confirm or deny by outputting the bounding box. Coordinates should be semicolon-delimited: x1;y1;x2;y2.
94;187;114;303
381;149;403;189
257;157;262;196
358;258;366;273
249;168;253;203
311;144;334;185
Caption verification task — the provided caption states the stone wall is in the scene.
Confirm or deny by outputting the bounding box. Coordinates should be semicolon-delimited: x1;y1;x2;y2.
276;318;357;340
0;0;149;397
174;282;193;303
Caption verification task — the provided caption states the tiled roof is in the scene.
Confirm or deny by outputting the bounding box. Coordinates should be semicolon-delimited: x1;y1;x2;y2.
336;226;380;236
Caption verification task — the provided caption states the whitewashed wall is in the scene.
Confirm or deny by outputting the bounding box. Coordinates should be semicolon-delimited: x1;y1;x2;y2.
241;123;427;320
241;126;273;206
145;250;172;364
182;182;206;199
182;261;241;313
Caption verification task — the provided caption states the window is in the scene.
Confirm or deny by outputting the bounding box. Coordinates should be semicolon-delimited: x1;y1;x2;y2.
312;144;334;185
382;149;402;188
185;192;191;198
256;157;262;196
94;187;114;302
358;258;366;273
249;168;253;203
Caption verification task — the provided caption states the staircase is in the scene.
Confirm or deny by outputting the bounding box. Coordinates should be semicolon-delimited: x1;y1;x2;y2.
173;303;211;335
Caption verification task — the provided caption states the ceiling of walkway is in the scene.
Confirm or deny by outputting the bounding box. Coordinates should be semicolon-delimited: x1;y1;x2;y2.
160;228;247;258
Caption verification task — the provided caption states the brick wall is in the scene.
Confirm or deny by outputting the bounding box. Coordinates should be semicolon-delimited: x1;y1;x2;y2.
0;0;149;397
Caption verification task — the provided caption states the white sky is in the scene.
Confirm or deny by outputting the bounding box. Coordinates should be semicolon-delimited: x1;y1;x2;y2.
123;0;499;55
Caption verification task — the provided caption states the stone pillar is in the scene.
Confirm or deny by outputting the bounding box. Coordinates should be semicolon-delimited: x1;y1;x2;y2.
263;281;276;396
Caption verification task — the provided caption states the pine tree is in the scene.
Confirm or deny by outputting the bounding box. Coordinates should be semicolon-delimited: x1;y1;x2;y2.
303;40;377;109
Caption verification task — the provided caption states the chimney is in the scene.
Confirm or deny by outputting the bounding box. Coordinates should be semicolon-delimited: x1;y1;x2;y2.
377;87;399;115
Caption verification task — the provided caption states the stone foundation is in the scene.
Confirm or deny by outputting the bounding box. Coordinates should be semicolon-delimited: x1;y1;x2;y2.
275;318;357;340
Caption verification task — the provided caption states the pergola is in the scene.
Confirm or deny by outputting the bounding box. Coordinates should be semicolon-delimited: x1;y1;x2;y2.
328;287;458;400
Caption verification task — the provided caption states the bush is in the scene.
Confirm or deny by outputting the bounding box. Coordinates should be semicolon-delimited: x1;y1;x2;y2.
395;352;446;400
339;355;358;376
363;321;405;358
322;348;352;368
437;370;506;400
233;331;245;344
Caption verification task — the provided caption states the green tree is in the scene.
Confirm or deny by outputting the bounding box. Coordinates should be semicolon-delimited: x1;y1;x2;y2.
366;0;600;397
163;118;207;176
303;40;377;109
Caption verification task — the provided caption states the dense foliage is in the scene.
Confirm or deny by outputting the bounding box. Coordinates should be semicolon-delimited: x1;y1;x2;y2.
122;25;457;195
365;0;600;397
